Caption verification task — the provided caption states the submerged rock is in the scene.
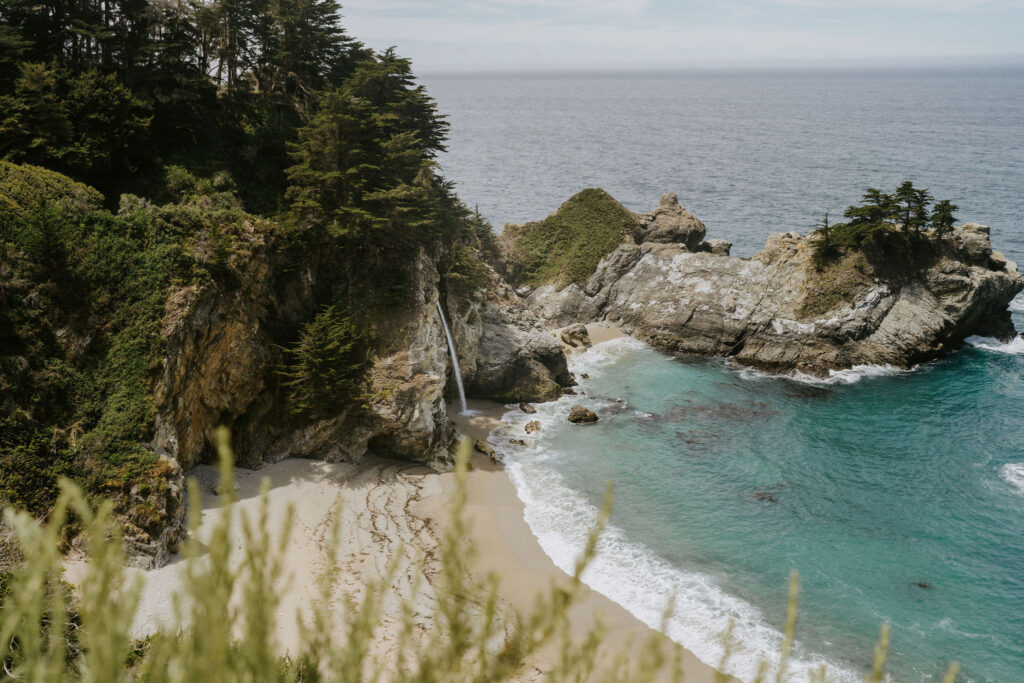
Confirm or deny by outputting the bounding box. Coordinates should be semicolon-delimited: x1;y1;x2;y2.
525;421;542;434
519;402;537;414
568;405;599;424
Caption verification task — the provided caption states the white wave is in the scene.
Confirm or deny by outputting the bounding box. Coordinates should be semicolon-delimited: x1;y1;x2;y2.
492;340;862;681
736;363;904;385
1009;294;1024;313
498;444;860;682
965;335;1024;355
1001;464;1024;496
570;336;651;376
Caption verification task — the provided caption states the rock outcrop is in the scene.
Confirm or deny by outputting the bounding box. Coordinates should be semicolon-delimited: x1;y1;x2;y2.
446;261;573;403
516;192;1023;376
568;405;599;424
635;193;706;250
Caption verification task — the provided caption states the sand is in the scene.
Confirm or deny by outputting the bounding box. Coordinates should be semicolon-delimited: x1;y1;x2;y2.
63;324;727;680
585;321;627;345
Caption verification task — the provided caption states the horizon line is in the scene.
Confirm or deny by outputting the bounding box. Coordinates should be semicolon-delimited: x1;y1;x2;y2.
415;55;1024;79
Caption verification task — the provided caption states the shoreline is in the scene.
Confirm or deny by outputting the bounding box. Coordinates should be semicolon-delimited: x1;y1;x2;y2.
64;321;726;680
447;398;724;681
447;322;728;681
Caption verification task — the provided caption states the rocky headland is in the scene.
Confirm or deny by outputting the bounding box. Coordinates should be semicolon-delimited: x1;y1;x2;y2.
503;190;1024;376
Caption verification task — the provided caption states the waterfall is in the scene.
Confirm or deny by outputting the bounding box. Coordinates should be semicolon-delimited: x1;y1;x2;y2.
436;300;468;415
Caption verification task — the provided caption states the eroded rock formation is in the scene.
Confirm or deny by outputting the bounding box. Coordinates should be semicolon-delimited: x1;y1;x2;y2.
514;193;1023;376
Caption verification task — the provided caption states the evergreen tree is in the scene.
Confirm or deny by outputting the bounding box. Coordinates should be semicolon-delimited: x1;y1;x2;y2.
278;305;368;416
931;199;958;239
0;63;150;186
285;51;448;250
894;181;932;232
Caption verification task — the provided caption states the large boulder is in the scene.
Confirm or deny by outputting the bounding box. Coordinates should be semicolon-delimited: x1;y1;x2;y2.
635;193;707;251
560;323;592;349
955;222;993;264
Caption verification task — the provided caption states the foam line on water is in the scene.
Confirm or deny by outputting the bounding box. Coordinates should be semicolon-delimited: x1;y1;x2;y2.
965;335;1024;355
492;338;862;682
736;362;905;385
1001;463;1024;495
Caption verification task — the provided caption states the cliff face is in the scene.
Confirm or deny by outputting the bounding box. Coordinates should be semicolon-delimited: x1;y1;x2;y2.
152;244;573;475
132;237;575;564
516;193;1023;376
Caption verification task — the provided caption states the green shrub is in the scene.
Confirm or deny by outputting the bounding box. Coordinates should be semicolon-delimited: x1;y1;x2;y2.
279;306;370;416
501;188;636;288
0;161;103;218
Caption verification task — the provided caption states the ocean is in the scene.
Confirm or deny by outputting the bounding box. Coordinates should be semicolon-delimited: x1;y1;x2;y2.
422;69;1024;681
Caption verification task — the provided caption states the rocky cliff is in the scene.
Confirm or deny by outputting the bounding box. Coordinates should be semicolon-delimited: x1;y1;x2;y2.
152;240;572;477
135;240;572;566
1;163;574;569
510;192;1023;376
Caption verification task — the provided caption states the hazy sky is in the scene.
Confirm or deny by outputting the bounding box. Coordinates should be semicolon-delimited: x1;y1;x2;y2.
340;0;1024;73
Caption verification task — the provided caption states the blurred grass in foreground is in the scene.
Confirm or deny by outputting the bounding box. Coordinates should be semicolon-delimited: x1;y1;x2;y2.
0;430;960;682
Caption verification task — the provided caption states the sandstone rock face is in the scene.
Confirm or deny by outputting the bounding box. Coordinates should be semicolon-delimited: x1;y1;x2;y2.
522;198;1024;376
568;405;599;424
153;247;455;472
122;458;186;569
152;237;574;475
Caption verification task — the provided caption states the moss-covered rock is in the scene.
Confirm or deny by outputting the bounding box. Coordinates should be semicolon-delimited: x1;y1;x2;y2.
498;188;637;288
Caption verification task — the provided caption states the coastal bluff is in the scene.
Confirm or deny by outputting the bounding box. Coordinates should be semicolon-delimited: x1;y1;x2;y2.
500;190;1024;376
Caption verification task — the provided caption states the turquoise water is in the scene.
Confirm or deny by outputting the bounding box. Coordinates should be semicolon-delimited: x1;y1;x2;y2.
425;70;1024;681
496;326;1024;681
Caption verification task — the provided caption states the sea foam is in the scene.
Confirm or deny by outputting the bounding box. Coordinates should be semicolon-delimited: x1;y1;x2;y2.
736;362;904;385
493;338;861;682
965;335;1024;355
1001;464;1024;496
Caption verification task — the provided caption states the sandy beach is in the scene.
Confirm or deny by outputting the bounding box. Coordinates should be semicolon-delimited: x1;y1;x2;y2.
65;322;725;681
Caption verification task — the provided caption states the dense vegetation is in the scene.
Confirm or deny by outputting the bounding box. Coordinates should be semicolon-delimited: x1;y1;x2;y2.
810;181;957;261
0;161;269;532
0;0;493;540
499;188;637;288
798;182;961;317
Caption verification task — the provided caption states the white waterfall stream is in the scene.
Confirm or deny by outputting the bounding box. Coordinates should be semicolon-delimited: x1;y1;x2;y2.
436;300;468;414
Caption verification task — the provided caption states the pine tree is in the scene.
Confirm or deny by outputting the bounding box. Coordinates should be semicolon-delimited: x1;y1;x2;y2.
284;51;448;250
931;199;958;239
278;305;368;416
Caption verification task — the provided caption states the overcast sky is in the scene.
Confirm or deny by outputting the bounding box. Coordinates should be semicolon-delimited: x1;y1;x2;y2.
339;0;1024;73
